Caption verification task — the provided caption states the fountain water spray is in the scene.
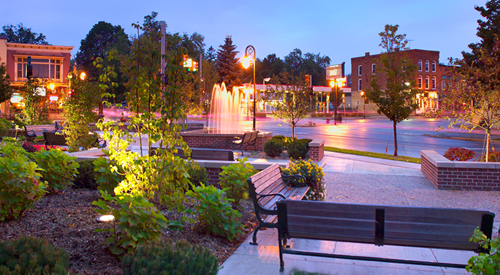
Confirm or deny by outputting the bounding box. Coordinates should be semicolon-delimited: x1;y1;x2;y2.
208;83;243;134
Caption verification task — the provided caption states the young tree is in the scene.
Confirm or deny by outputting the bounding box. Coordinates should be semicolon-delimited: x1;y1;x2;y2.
216;36;243;91
62;70;102;152
0;60;13;104
267;71;312;139
444;42;500;162
367;24;419;156
18;78;48;125
1;23;49;45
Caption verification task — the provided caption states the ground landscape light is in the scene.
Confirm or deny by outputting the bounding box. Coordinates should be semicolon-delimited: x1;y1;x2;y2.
96;215;115;222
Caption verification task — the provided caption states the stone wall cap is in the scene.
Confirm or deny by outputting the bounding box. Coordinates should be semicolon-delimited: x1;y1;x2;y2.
309;139;325;147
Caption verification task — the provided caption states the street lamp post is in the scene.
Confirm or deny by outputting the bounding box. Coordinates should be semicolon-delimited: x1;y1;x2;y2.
242;45;257;131
329;80;338;125
360;90;366;118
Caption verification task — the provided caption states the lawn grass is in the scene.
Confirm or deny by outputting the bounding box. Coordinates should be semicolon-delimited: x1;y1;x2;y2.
324;146;421;164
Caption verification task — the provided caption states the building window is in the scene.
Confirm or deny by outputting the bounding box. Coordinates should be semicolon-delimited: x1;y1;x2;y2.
371;63;376;74
358;79;362;90
441;81;446;90
432;76;436;90
425;60;429;72
418;75;422;89
418;60;422;71
432;61;436;72
358;65;362;76
16;58;61;80
425;76;429;89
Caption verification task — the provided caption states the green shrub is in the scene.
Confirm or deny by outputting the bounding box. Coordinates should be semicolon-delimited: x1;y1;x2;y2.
282;159;326;201
0;139;47;221
186;183;244;241
186;161;209;188
30;148;79;193
467;228;500;275
73;159;98;189
93;157;125;195
444;147;477;161
0;236;69;275
264;138;284;157
122;239;219;275
272;135;293;149
287;139;311;159
93;191;168;256
0;118;12;137
219;157;257;208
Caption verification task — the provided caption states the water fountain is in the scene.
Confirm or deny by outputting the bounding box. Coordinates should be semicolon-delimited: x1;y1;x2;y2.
208;83;243;134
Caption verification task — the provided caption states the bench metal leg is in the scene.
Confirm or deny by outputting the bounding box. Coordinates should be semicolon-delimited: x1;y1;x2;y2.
250;223;264;245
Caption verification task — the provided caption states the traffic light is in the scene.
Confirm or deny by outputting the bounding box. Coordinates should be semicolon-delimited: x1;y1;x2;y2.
192;61;198;72
305;74;310;87
68;90;74;98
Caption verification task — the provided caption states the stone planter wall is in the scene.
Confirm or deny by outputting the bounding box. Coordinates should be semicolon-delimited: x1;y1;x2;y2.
421;150;500;191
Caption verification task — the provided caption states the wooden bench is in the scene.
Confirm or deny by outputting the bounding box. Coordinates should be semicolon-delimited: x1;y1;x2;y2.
247;163;309;245
232;131;259;155
276;200;496;272
43;132;106;150
151;147;234;161
25;124;57;142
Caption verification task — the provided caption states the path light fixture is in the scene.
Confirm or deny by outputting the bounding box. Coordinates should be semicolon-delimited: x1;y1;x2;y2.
242;45;257;131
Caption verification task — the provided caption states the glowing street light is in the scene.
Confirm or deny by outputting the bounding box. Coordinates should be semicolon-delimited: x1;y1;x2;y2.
80;72;86;81
242;45;257;131
329;77;346;125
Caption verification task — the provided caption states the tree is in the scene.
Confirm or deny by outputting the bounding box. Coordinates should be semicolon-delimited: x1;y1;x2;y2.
216;36;243;91
18;78;48;125
1;23;49;45
200;59;220;122
444;41;500;162
463;0;500;65
367;24;419;156
75;21;130;101
267;71;312;139
0;60;13;104
204;46;217;62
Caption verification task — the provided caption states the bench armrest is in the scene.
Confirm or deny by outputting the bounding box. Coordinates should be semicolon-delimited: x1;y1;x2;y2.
255;192;286;211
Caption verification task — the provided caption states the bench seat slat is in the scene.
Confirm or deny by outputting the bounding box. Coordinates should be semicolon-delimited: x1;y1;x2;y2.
255;174;284;194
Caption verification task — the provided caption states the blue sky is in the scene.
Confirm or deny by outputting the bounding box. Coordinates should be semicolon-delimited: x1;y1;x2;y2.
3;0;487;73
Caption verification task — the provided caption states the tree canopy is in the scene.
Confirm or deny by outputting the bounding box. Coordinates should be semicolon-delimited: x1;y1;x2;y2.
1;23;49;45
0;61;13;104
367;24;419;156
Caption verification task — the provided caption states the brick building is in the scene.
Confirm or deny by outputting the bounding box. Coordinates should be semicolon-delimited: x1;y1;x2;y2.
351;49;449;114
0;35;73;118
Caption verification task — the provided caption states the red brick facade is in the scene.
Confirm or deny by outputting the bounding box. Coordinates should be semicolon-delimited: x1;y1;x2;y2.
309;140;324;162
351;49;448;112
421;150;500;191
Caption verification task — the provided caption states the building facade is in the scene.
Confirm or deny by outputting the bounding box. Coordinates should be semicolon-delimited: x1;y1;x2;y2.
0;35;73;117
351;49;448;114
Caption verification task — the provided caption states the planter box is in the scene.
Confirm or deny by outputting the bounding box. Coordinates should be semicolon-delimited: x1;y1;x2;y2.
421;150;500;191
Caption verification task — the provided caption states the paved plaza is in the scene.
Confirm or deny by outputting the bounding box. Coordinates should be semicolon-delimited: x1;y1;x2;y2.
219;151;500;275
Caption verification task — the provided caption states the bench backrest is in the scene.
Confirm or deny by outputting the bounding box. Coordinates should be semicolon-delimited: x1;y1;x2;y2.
43;132;67;146
25;124;56;136
277;200;495;251
240;132;253;144
248;164;286;206
191;148;234;161
249;131;259;142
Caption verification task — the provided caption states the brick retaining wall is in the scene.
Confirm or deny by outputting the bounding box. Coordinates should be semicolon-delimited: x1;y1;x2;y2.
421;150;500;191
181;131;272;151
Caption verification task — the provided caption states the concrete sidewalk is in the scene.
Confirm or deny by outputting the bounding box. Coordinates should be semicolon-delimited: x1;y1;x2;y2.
219;152;500;275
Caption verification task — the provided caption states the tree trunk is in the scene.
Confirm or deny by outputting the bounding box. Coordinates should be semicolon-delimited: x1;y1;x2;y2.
393;120;398;156
486;129;491;162
292;123;295;140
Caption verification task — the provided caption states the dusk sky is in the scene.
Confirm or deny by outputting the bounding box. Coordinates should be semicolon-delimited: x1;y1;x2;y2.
3;0;487;75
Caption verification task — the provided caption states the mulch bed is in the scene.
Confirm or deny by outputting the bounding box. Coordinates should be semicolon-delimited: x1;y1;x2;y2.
0;188;258;274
